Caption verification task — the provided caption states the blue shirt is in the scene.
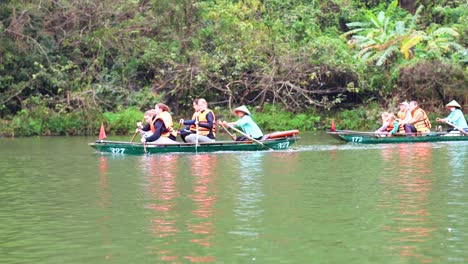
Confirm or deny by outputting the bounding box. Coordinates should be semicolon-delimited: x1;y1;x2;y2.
446;109;468;129
236;115;263;139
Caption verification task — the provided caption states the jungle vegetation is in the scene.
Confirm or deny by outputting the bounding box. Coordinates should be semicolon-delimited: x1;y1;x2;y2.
0;0;466;136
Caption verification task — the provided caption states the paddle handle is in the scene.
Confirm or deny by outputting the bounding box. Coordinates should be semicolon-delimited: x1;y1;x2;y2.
444;120;468;135
131;118;146;142
220;122;236;140
225;123;266;147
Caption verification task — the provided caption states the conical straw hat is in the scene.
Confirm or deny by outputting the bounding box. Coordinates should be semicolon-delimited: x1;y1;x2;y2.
233;105;251;115
446;100;461;108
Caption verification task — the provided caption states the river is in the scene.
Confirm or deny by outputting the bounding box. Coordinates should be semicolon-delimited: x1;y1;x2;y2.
0;133;467;264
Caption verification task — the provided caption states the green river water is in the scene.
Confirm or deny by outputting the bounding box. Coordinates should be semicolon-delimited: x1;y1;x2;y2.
0;133;467;264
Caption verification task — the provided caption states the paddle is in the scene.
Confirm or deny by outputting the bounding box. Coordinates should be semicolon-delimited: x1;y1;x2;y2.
131;118;145;142
224;123;270;149
195;116;200;153
219;121;236;140
444;120;468;135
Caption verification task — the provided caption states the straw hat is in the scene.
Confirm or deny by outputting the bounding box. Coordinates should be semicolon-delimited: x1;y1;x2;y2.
399;101;409;106
446;100;461;108
233;105;251;115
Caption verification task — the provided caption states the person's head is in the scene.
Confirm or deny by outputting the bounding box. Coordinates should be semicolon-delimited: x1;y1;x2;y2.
446;100;461;112
409;101;418;111
144;110;155;120
198;98;208;111
192;99;200;111
233;105;251;118
387;114;397;123
155;103;170;114
399;102;408;112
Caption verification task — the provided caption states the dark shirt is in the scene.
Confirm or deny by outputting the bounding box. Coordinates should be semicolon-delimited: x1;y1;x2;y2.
145;119;176;142
183;111;215;139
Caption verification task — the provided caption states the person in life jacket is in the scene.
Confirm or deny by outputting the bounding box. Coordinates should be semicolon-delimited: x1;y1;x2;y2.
404;100;431;136
222;105;263;141
136;109;157;139
179;98;200;143
397;102;411;122
374;112;390;136
436;100;468;133
141;103;178;144
385;114;401;137
180;98;216;143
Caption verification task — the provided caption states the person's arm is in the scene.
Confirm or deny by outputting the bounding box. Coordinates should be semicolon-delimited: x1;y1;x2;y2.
144;120;163;142
198;112;214;130
446;111;459;123
141;123;151;132
375;122;389;133
183;119;195;126
389;121;399;135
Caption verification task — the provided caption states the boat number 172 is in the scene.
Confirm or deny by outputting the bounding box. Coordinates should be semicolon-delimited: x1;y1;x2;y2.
351;137;363;143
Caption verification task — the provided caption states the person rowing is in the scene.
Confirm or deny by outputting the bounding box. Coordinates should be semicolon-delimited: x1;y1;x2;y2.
221;105;263;141
436;100;468;134
179;98;216;143
179;98;200;143
141;103;178;144
135;109;157;140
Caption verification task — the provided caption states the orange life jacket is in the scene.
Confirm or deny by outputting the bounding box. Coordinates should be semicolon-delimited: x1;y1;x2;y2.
196;109;216;137
386;122;395;132
397;110;406;121
151;111;177;138
189;111;199;132
411;108;431;132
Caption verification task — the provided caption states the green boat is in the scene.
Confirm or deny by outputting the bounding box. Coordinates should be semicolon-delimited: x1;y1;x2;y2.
328;130;468;144
89;136;298;155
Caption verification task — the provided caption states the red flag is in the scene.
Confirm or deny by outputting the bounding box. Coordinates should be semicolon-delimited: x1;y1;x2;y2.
331;119;336;132
99;122;107;140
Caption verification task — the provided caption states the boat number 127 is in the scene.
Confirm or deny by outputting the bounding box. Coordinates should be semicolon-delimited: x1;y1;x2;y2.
351;137;363;143
110;148;125;154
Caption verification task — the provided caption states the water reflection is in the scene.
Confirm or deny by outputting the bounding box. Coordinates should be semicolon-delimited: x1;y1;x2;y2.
140;155;180;262
141;154;218;263
229;152;265;259
185;154;217;263
97;156;113;260
446;143;468;261
379;143;436;263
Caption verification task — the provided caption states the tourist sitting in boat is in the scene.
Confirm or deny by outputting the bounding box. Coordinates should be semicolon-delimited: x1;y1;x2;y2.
136;109;157;139
141;103;178;144
436;100;468;133
179;98;200;143
180;98;216;143
375;112;390;135
397;101;411;122
386;114;400;136
222;105;263;141
403;101;431;136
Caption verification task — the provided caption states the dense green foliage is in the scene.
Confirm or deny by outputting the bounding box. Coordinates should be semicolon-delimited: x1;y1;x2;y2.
0;0;466;136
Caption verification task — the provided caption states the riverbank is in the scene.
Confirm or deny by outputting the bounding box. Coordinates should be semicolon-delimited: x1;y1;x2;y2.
0;103;459;137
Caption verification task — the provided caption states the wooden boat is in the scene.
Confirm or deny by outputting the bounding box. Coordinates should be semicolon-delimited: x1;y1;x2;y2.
328;130;468;144
89;131;299;155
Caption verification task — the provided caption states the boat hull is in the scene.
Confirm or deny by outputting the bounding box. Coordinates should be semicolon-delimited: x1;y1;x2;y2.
89;137;298;155
328;131;468;144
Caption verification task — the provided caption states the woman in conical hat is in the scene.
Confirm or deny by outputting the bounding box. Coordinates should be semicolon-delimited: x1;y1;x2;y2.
436;100;468;133
221;105;263;141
